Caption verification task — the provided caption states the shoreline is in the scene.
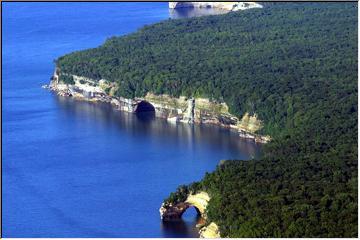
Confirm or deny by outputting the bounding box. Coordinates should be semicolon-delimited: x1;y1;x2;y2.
44;70;271;144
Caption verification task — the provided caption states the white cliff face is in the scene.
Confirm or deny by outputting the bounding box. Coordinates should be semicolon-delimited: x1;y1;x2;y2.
71;76;105;97
186;192;221;238
199;222;221;238
169;2;262;11
233;2;263;11
185;192;210;216
184;98;195;123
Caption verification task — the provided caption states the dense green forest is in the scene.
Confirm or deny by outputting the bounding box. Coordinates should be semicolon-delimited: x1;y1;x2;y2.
56;3;357;237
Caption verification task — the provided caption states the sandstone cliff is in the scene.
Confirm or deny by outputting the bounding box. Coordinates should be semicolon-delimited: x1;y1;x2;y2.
169;2;263;11
46;70;270;143
199;222;220;238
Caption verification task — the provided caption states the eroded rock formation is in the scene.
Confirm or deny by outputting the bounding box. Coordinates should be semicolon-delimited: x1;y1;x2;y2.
169;2;263;11
160;192;209;220
46;70;270;143
159;192;220;238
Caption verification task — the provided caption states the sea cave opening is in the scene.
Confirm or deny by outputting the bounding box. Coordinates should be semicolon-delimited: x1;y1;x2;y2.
135;101;155;113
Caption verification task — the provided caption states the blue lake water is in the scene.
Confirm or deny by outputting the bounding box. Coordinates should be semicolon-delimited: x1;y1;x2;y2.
3;2;261;237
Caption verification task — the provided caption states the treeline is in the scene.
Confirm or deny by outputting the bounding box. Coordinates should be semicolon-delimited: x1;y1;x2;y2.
57;2;357;237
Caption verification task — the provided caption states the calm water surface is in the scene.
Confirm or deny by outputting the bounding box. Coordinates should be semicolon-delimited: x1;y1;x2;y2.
3;3;261;237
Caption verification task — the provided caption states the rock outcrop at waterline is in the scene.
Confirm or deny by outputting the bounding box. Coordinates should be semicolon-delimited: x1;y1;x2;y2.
169;2;263;11
159;192;220;238
45;69;270;143
160;191;209;220
199;222;220;238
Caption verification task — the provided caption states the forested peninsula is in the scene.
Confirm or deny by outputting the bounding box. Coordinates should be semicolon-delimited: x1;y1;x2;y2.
53;3;357;237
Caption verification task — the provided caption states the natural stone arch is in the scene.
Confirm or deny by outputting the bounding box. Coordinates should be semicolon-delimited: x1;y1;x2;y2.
160;203;202;221
160;192;220;237
160;192;209;221
134;100;155;113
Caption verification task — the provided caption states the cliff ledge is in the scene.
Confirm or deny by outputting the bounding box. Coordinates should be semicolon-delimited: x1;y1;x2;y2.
46;69;270;143
169;2;263;11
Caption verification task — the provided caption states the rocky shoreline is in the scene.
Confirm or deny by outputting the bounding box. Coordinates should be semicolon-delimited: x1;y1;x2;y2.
45;69;270;143
169;2;263;11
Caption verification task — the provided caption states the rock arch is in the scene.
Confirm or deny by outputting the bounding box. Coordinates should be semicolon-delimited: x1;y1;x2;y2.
160;192;209;221
160;191;220;237
161;203;202;221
